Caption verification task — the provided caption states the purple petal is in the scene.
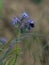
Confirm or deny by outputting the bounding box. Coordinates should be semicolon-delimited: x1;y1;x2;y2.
22;12;29;19
1;37;7;44
28;20;34;24
12;18;17;25
15;17;20;22
12;17;20;25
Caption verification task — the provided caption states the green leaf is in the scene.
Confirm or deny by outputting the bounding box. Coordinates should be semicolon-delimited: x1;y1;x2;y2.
0;48;3;51
0;61;3;65
0;42;2;45
16;46;21;55
8;57;14;65
17;30;21;38
0;0;3;15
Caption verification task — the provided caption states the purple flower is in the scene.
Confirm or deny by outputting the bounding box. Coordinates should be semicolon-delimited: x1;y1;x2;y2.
28;19;34;24
1;37;7;44
12;17;20;25
15;17;20;23
21;12;29;19
27;20;35;30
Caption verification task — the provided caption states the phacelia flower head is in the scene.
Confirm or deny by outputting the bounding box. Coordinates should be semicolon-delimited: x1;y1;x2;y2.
15;17;20;23
28;20;34;27
1;37;7;44
12;17;20;25
27;19;35;30
22;12;29;19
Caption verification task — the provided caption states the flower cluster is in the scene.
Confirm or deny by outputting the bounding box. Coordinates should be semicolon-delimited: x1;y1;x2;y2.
11;12;35;33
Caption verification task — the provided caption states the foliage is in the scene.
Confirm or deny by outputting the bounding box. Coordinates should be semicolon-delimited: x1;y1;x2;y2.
0;0;3;15
30;0;43;4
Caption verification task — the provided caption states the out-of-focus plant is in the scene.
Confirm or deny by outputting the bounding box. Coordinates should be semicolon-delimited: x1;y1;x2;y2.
37;11;49;65
1;9;49;65
0;12;35;65
7;45;21;65
0;0;3;15
30;0;43;4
